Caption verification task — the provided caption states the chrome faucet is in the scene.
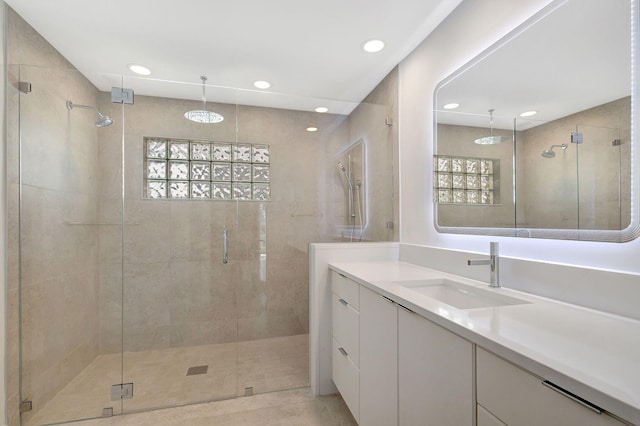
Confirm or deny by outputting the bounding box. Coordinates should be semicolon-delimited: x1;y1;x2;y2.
467;242;500;288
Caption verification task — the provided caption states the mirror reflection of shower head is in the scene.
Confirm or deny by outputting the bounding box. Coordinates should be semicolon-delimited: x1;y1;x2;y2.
541;143;567;158
474;108;507;145
66;100;113;127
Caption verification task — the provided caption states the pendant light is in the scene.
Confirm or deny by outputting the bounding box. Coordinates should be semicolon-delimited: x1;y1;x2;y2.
184;76;224;124
474;109;506;145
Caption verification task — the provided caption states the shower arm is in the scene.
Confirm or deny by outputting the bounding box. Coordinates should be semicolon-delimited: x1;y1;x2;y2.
66;100;107;118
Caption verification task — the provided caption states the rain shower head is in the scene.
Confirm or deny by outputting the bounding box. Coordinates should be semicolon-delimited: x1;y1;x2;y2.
474;109;507;145
541;143;567;158
66;100;113;127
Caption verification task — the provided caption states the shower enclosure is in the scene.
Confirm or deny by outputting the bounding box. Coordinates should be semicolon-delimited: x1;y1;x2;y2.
9;60;397;425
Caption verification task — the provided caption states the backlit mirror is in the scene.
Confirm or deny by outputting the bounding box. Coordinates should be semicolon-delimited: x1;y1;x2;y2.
433;0;639;242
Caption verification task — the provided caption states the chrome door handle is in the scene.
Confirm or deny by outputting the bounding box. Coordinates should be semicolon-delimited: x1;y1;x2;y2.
223;229;228;264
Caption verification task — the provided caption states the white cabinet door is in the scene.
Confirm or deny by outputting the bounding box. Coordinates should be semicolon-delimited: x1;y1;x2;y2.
398;307;474;426
359;286;398;426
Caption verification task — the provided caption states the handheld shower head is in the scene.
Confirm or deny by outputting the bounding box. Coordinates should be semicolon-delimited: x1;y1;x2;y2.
66;100;113;128
541;144;567;158
337;162;353;190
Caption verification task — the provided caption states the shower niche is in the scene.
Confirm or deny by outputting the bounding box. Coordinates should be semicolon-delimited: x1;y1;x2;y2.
335;140;367;241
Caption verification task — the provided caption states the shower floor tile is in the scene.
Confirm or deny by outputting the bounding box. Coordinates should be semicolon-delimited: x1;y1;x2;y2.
25;334;310;426
62;387;357;426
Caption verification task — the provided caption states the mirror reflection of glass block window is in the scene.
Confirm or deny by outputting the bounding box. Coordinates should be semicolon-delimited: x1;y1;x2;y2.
433;155;496;205
143;137;270;200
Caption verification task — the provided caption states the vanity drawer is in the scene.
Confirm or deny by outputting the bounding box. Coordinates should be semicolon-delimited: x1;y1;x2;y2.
477;404;506;426
332;294;359;366
332;337;359;423
331;271;359;310
477;347;625;426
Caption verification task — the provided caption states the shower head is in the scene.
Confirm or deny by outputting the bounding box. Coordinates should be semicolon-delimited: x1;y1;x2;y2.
66;100;113;127
337;162;346;173
541;143;567;158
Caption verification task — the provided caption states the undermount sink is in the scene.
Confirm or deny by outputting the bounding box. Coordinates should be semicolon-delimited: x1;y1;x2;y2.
395;278;530;310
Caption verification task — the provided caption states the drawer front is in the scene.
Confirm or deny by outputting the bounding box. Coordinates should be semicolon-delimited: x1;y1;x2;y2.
331;271;360;310
477;348;625;426
332;294;360;366
332;337;359;423
477;404;506;426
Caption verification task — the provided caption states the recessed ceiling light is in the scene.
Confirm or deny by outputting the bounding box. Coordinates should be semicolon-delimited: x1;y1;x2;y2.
520;110;537;117
127;64;151;76
254;80;271;89
306;127;318;132
443;103;460;110
315;107;329;113
362;39;385;53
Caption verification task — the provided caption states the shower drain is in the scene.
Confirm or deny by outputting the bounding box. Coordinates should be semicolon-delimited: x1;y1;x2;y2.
186;365;209;376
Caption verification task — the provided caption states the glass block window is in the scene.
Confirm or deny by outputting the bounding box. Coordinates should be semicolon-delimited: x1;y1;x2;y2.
434;155;496;205
143;137;271;200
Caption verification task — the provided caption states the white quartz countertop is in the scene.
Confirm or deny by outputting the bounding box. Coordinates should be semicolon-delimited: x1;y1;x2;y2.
329;261;640;425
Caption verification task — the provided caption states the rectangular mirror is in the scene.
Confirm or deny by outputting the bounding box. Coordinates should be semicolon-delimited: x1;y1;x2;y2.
434;0;639;242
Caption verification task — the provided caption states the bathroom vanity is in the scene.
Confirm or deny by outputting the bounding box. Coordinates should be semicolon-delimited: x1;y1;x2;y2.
328;261;639;426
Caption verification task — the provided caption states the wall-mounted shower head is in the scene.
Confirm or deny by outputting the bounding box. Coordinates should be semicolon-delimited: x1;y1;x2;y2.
541;143;567;158
66;100;113;127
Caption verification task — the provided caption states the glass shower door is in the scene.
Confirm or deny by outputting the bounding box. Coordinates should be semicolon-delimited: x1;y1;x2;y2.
575;124;625;231
15;65;124;425
119;78;241;412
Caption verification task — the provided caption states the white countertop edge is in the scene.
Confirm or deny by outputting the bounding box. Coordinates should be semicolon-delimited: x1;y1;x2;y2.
328;261;640;425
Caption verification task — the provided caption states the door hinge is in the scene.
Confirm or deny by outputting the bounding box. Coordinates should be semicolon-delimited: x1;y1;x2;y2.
111;383;134;400
17;81;32;94
111;87;135;104
19;400;32;413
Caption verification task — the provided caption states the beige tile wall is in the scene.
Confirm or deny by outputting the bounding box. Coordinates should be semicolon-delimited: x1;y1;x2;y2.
7;9;102;425
517;97;631;230
95;94;346;354
326;67;399;242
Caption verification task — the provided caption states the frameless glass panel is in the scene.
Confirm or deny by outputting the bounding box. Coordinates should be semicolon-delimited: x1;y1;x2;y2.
576;124;627;230
16;65;124;425
120;77;240;412
515;117;579;233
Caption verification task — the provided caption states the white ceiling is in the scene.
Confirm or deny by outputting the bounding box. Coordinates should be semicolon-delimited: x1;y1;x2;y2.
6;0;462;114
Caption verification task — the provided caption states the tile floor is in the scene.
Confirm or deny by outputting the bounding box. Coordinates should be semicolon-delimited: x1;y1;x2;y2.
25;334;316;426
63;388;357;426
